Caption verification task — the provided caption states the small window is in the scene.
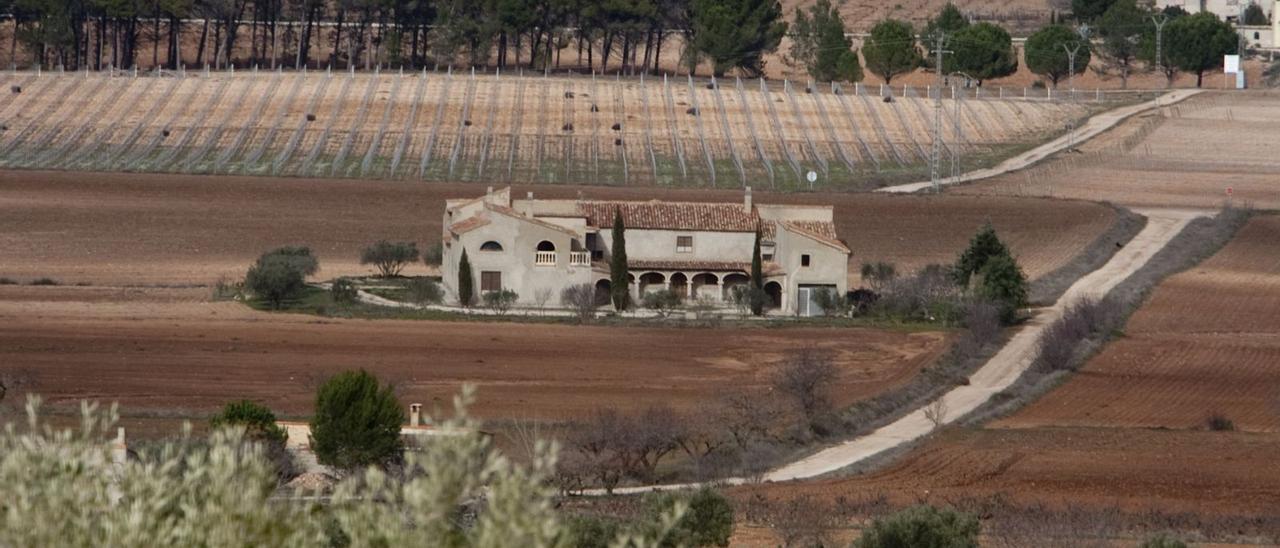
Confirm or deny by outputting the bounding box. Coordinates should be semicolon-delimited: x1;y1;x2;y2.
480;241;503;252
801;254;811;267
536;240;556;252
481;271;502;292
1255;32;1261;39
763;253;774;261
676;235;693;253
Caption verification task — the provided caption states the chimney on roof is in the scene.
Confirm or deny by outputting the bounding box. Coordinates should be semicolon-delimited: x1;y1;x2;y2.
527;191;534;200
486;186;494;196
743;186;753;213
410;403;422;427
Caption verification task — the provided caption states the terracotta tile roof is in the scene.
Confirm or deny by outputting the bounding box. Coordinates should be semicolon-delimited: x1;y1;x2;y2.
448;215;491;236
781;221;850;253
576;201;760;232
485;203;581;237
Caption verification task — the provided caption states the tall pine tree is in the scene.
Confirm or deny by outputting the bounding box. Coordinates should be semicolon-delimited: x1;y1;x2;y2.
610;208;629;311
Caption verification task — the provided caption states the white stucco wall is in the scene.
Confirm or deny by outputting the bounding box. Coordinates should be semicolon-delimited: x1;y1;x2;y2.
442;212;591;306
605;229;756;262
773;226;850;316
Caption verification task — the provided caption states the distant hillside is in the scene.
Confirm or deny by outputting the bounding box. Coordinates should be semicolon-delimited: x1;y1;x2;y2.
780;0;1056;35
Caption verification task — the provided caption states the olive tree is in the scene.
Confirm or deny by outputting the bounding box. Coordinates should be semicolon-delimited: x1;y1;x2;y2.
854;505;980;548
360;240;420;277
245;246;320;309
0;389;684;546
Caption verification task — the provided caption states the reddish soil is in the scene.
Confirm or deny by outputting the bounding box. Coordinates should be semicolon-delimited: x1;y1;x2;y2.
999;215;1280;432
0;170;1115;286
729;215;1280;540
734;426;1280;522
0;284;950;422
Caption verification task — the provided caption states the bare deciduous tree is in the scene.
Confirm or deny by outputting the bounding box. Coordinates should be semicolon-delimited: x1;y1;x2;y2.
715;389;786;449
560;283;597;322
923;397;949;429
533;287;554;314
771;349;838;433
762;495;835;548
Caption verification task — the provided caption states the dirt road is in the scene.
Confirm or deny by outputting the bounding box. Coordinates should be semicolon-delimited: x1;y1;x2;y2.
877;89;1204;194
762;209;1200;481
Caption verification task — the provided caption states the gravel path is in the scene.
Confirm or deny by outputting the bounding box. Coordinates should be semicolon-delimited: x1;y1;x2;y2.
591;208;1204;495
876;89;1205;194
763;208;1201;482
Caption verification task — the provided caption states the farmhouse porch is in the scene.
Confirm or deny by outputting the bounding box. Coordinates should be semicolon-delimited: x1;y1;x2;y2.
592;260;785;309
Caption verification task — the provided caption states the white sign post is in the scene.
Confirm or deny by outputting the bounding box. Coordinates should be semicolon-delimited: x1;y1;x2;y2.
806;170;818;189
1224;54;1240;74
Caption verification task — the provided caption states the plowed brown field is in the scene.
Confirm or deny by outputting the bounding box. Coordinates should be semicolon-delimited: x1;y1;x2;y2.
998;215;1280;432
738;427;1280;516
738;215;1280;531
0;170;1115;286
0;284;950;421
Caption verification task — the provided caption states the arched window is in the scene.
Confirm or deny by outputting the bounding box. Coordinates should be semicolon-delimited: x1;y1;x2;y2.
536;240;556;252
480;241;504;252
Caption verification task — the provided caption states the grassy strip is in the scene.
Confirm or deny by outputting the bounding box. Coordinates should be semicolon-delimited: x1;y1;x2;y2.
1027;202;1147;306
961;206;1257;426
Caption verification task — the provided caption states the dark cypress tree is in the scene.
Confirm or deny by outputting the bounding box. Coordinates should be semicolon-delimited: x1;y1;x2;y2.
610;208;629;311
457;249;474;307
750;229;764;316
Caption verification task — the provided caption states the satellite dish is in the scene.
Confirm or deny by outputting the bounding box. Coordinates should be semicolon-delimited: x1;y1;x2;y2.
806;171;818;184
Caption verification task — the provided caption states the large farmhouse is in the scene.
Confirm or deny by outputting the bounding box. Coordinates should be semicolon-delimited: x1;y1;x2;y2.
441;187;850;316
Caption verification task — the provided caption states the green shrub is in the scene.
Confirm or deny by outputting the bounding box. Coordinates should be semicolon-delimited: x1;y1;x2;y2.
953;223;1010;287
977;253;1028;324
642;289;683;317
1139;533;1190;548
210;400;287;444
567;515;623;548
643;487;734;547
309;370;405;469
422;242;444;267
853;505;980;548
406;278;443;305
28;277;60;286
360;240;420;278
1206;412;1235;431
211;276;242;301
813;287;850;317
330;278;359;305
0;277;17;285
245;246;319;309
483;288;519;314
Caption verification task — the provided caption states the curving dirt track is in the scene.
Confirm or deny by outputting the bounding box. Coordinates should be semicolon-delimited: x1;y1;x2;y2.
962;91;1280;210
997;215;1280;432
0;170;1116;286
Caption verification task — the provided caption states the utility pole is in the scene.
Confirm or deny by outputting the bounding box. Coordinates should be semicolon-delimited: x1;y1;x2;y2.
1151;14;1169;89
930;31;951;193
1064;25;1090;101
952;85;961;181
